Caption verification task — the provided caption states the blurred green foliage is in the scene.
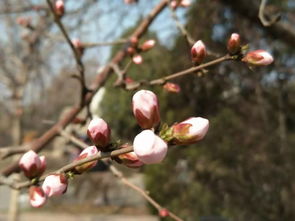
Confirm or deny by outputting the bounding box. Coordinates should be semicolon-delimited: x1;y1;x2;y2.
101;0;295;220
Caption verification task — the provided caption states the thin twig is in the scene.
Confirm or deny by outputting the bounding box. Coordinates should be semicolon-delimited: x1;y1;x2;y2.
169;6;195;46
125;54;233;90
0;146;28;160
46;0;87;106
152;54;232;83
83;39;128;48
59;130;88;149
108;163;183;221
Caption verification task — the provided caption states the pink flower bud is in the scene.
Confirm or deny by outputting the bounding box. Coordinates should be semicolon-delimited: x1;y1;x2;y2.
87;118;111;149
133;130;168;164
130;36;139;46
179;0;191;7
42;174;68;197
39;156;46;175
74;146;99;173
116;144;144;168
242;50;274;66
127;47;136;55
55;0;65;17
191;40;206;64
227;33;241;54
141;39;156;51
19;150;46;179
16;17;31;27
29;186;47;208
72;38;84;56
171;117;209;145
132;54;143;64
159;208;169;217
170;0;191;9
132;90;160;129
124;77;134;84
163;82;181;93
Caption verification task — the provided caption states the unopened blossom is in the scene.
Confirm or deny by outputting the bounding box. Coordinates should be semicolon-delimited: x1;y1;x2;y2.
163;82;181;93
132;90;160;129
132;54;143;64
116;144;144;168
124;77;134;84
19;150;46;179
87;118;111;149
227;33;241;54
159;208;170;217
191;40;207;64
170;0;191;9
130;36;139;46
29;186;47;208
72;38;84;56
242;50;274;66
141;39;156;51
16;17;31;27
171;117;209;145
55;0;65;17
74;146;99;173
42;174;68;197
133;130;168;164
127;47;136;55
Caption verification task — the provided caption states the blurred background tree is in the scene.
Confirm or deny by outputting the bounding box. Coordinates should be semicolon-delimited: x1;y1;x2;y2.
101;0;295;220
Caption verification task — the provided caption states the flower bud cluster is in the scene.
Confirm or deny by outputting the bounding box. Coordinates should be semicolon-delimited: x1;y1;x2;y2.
19;151;69;208
131;90;209;164
225;33;273;66
126;37;156;65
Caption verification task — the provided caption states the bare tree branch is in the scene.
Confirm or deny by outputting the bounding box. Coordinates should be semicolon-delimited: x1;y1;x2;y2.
0;0;170;177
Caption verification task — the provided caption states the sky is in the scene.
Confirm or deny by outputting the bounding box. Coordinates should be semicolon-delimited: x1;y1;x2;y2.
0;0;190;105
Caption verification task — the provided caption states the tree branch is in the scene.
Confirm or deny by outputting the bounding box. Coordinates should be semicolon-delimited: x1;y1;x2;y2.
46;0;87;106
0;0;169;177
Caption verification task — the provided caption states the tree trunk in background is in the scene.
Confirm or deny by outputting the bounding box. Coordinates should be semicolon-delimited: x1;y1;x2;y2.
278;77;287;153
8;97;23;221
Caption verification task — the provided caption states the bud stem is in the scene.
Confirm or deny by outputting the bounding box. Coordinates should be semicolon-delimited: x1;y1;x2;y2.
150;54;232;85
